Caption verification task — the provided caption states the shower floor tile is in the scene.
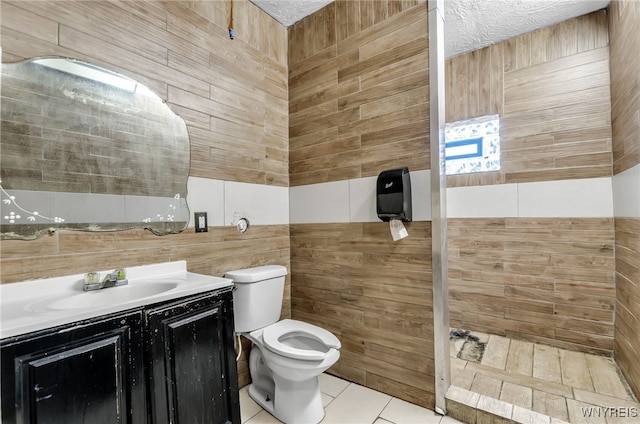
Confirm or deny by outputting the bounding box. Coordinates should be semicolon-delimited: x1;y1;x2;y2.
449;330;640;423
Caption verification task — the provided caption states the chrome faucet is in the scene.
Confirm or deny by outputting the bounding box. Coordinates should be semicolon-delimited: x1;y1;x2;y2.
84;269;128;291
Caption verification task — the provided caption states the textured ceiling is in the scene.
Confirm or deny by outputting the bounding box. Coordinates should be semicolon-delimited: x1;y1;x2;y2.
251;0;334;27
251;0;610;58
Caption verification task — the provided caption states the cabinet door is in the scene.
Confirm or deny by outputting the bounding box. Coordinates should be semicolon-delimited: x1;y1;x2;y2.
1;311;145;424
146;290;240;424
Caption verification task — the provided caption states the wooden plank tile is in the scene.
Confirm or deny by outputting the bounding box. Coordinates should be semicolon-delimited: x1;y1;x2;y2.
573;388;640;411
471;374;503;399
453;368;478;391
559;350;595;391
481;335;511;370
512;405;552;424
1;2;58;45
614;218;640;399
533;345;562;384
515;32;531;70
530;25;549;66
609;0;640;174
506;339;534;376
500;381;533;409
489;43;504;116
367;372;435;410
448;385;481;408
477;395;514;422
532;389;569;422
465;361;574;399
585;355;635;400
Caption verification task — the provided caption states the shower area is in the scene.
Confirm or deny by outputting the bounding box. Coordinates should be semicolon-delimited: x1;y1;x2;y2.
448;328;638;422
442;2;640;422
445;218;640;422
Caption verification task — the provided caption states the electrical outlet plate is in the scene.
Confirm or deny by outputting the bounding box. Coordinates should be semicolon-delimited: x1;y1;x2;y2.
194;212;208;232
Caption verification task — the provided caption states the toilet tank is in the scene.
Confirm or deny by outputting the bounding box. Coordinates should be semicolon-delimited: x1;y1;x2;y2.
225;265;287;333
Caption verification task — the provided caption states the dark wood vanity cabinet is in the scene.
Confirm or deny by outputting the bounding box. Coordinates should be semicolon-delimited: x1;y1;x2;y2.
145;289;240;424
1;288;240;424
0;311;146;424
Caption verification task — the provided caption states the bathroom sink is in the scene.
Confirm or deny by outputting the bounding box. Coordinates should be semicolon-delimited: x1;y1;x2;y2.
25;282;179;312
1;261;234;339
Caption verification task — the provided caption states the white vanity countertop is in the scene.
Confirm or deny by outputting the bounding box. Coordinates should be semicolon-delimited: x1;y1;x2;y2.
0;261;233;340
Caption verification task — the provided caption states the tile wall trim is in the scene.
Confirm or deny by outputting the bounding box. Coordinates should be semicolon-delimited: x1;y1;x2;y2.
187;177;289;227
185;172;623;228
289;170;432;224
290;174;615;223
613;163;640;218
517;177;613;218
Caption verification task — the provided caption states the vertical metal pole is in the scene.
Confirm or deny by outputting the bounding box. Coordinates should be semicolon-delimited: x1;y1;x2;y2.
428;0;450;415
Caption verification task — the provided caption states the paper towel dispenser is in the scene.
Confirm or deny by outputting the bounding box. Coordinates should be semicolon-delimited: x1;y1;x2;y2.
376;167;412;222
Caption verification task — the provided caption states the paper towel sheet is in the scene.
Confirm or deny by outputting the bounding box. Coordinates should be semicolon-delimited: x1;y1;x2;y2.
390;219;408;241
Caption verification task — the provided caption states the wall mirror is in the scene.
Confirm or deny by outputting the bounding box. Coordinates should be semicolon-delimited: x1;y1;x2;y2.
0;57;190;240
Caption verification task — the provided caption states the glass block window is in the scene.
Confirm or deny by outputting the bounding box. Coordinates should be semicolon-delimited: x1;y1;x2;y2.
444;114;500;175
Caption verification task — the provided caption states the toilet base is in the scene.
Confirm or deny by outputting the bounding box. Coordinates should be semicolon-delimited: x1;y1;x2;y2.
248;375;324;424
248;383;275;416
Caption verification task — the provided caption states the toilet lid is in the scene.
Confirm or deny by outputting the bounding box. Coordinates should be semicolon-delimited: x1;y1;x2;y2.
262;319;341;361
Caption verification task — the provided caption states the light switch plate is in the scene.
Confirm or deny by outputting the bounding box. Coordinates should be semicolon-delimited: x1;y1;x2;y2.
194;212;208;232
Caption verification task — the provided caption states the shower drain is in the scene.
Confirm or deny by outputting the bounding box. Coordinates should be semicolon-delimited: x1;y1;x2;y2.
450;328;486;363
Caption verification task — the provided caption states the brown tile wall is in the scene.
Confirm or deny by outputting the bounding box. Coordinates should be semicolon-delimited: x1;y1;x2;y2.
1;0;289;186
290;222;435;408
0;225;291;387
613;218;640;400
287;0;435;408
445;10;611;188
448;218;616;355
609;1;640;175
609;0;640;400
288;0;429;187
444;12;617;356
0;0;291;388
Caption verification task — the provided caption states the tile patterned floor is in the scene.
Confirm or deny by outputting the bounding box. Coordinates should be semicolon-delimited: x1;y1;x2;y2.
239;333;639;423
449;330;640;423
240;373;464;424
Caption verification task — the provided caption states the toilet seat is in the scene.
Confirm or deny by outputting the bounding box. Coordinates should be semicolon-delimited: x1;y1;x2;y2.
262;319;341;361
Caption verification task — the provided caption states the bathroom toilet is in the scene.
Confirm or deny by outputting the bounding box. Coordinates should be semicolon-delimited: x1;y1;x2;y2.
225;265;341;424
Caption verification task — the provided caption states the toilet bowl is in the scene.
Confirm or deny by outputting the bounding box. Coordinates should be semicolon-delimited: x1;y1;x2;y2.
259;319;340;380
225;266;341;424
245;320;340;423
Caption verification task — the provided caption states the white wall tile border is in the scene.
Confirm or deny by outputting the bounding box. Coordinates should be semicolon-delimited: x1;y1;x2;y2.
447;184;518;218
186;173;618;228
348;176;378;222
518;177;613;218
187;177;225;227
411;170;432;221
289;180;351;224
613;164;640;218
7;173;616;229
187;177;289;227
224;181;289;226
289;174;615;223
